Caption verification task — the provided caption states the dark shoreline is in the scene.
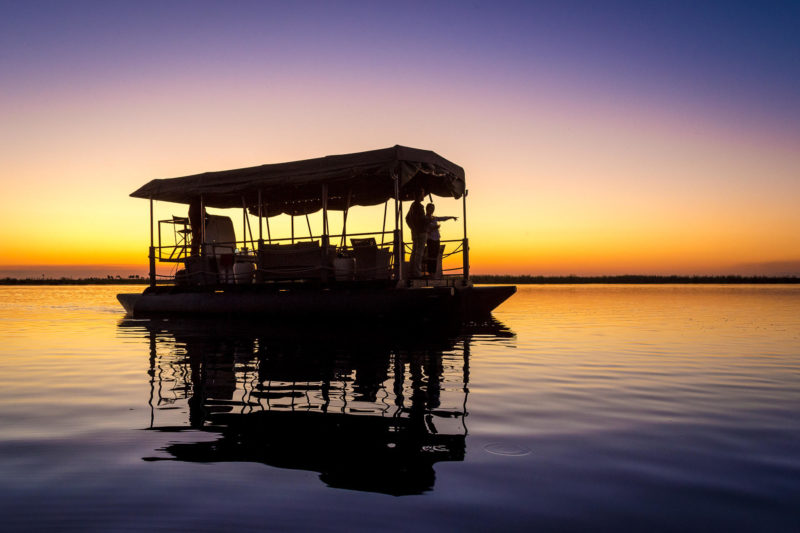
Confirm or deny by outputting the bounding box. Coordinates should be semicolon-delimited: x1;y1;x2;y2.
1;275;798;285
1;278;148;285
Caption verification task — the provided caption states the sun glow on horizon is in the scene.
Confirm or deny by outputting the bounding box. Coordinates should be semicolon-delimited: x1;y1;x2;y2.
1;3;798;277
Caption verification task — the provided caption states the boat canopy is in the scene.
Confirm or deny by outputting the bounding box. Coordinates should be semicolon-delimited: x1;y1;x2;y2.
130;145;465;217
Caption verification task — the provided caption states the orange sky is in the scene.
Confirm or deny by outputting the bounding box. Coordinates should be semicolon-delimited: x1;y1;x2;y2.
1;3;798;277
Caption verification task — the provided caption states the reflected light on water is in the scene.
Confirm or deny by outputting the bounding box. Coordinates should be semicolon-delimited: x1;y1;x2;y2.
480;285;800;435
0;284;799;531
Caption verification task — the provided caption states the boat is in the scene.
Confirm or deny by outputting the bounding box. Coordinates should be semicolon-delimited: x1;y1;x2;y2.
117;145;515;321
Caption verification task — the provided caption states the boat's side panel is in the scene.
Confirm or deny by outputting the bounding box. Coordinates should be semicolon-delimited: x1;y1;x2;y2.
117;284;516;321
121;287;457;320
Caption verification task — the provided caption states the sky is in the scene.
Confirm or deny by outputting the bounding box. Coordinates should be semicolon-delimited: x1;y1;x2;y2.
1;0;798;277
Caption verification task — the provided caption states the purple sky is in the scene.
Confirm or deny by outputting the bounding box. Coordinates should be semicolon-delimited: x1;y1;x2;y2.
2;1;798;276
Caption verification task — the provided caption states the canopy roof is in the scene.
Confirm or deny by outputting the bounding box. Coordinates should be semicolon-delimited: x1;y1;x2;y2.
130;145;465;217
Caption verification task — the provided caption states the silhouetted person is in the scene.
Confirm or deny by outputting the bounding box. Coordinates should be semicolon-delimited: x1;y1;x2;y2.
424;203;456;276
188;198;206;256
405;188;427;277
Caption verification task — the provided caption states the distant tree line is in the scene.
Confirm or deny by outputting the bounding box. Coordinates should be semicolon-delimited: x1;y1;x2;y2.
2;274;798;285
0;275;148;285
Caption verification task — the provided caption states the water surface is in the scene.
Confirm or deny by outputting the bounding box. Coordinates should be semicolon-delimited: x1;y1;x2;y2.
0;285;798;531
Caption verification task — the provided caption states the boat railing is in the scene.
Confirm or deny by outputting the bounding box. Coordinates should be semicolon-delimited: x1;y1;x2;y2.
403;238;467;278
154;221;467;285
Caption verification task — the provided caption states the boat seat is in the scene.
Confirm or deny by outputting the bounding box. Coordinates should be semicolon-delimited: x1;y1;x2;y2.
352;243;392;280
183;255;218;285
257;241;335;281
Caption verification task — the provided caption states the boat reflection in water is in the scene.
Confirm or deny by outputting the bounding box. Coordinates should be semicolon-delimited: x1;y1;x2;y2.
119;318;514;496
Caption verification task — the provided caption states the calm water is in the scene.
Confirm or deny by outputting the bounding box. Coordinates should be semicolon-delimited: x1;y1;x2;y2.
1;285;799;531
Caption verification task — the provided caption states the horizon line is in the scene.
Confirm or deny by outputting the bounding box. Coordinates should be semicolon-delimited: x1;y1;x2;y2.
2;274;798;286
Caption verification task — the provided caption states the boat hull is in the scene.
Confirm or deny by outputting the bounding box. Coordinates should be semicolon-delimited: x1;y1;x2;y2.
117;284;515;321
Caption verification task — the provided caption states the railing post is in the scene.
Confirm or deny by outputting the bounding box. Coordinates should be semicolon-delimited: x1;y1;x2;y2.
463;238;470;281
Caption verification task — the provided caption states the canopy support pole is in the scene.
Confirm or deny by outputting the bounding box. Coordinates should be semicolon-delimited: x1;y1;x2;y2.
291;215;294;244
305;214;313;239
149;197;155;287
340;190;351;248
258;190;263;244
393;174;403;282
242;197;247;250
200;195;205;258
265;203;271;243
381;200;387;246
242;197;254;249
321;184;329;247
462;190;469;281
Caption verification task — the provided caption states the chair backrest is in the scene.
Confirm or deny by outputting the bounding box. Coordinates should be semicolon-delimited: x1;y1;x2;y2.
261;241;320;251
353;245;376;279
351;237;376;247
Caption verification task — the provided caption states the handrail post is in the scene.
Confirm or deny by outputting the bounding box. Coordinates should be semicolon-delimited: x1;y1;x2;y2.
157;220;162;262
149;197;155;287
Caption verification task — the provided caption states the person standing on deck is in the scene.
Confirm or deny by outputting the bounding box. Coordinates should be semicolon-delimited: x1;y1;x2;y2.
424;203;457;276
405;188;428;277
